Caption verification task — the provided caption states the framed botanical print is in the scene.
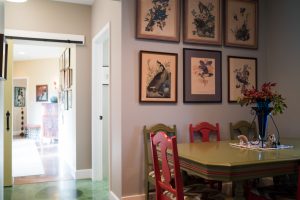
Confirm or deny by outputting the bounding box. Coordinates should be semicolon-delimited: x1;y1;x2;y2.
136;0;180;42
64;48;70;68
225;0;258;49
59;53;64;71
183;49;222;103
139;51;177;103
14;87;26;107
183;0;221;45
64;90;68;110
228;56;257;102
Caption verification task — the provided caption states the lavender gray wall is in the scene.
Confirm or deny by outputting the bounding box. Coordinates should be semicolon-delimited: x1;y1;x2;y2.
266;0;300;137
121;0;268;196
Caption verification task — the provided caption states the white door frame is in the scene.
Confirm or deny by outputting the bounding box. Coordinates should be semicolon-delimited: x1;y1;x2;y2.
4;30;82;184
92;22;110;181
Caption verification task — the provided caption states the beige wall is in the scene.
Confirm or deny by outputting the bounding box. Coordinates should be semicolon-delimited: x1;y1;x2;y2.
12;78;27;135
121;0;268;197
92;0;122;198
5;0;92;170
13;59;59;126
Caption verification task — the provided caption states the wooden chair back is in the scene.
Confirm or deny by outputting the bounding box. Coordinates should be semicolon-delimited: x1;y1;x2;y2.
230;120;257;140
150;131;184;200
143;124;177;199
189;122;220;143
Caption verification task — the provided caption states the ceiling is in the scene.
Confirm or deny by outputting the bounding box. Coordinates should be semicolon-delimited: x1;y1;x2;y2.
52;0;95;5
14;44;65;61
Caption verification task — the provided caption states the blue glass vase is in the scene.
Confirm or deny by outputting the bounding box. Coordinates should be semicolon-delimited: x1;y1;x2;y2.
252;100;273;147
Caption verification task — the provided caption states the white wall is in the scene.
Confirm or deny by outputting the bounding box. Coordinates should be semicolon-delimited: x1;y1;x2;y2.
266;0;300;137
5;0;91;170
59;46;77;176
13;59;59;126
121;0;267;197
92;0;122;198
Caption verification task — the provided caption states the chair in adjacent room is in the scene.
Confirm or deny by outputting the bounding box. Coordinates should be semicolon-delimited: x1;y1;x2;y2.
229;120;257;141
189;122;222;191
143;123;177;200
150;131;226;200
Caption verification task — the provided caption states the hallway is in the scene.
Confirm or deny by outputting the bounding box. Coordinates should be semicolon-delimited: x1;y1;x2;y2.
4;179;108;200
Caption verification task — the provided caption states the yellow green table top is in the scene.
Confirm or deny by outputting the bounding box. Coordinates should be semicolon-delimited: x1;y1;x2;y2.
176;139;300;181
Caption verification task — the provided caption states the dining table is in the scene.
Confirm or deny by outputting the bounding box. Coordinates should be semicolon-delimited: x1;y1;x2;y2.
176;139;300;200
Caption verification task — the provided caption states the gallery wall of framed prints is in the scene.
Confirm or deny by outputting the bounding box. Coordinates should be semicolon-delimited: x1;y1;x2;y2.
59;47;73;110
135;0;259;104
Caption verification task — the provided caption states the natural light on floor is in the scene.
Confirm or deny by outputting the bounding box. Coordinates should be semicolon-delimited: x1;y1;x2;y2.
12;139;44;177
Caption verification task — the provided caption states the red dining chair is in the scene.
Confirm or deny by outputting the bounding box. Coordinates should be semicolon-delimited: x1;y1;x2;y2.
189;122;220;143
150;131;226;200
143;124;177;200
189;122;222;191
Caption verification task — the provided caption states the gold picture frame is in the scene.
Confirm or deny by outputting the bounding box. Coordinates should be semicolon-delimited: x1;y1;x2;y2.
136;0;180;42
228;56;257;102
183;0;222;45
225;0;258;49
139;50;177;103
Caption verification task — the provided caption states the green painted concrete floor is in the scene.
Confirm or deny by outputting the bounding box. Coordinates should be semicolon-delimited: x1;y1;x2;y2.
4;179;108;200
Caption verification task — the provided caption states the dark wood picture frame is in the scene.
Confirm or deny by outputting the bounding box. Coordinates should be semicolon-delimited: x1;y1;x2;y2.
183;48;222;103
136;0;180;42
36;85;48;102
0;34;8;80
224;0;258;49
183;0;222;45
228;56;257;102
139;50;178;103
64;68;73;89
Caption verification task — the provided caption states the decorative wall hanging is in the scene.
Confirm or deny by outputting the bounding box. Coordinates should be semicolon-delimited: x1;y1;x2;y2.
183;0;221;45
225;0;258;49
228;56;257;102
14;87;26;107
183;48;222;103
136;0;180;42
64;90;68;110
139;50;178;103
64;48;70;68
68;90;72;109
36;85;48;102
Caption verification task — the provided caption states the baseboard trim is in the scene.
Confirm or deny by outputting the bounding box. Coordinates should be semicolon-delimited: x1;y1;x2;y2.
110;191;120;200
122;194;145;200
75;169;92;179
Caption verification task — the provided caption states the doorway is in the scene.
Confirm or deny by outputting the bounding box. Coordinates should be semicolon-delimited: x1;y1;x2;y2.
92;23;110;181
10;41;75;184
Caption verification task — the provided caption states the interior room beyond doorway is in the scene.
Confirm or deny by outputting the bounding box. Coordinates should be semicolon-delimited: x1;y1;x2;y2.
11;41;76;185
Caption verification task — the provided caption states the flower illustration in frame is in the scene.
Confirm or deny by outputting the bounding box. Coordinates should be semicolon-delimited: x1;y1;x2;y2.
184;48;222;103
225;0;258;48
184;0;221;45
136;0;180;42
